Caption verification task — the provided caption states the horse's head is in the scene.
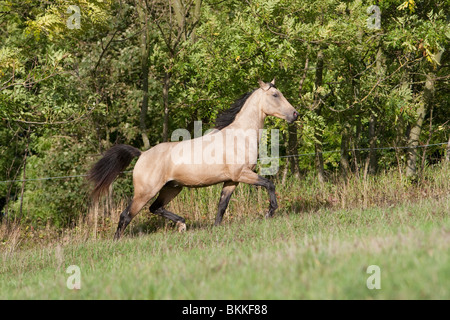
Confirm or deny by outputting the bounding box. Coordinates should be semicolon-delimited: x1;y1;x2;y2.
258;79;298;123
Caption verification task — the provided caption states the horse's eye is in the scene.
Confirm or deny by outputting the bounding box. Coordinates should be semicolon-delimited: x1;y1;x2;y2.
273;93;278;98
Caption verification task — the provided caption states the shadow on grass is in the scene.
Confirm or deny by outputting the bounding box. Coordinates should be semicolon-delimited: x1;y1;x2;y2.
126;214;215;238
124;195;335;239
277;197;333;216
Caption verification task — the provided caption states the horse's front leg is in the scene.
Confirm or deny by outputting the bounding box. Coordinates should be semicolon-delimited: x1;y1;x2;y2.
215;181;239;226
236;169;278;218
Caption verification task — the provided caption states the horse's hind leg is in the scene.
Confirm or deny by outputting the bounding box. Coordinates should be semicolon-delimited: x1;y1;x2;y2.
114;202;133;240
114;189;160;240
149;184;186;232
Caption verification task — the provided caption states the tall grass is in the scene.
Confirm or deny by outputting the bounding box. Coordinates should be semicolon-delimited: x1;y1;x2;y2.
1;163;448;250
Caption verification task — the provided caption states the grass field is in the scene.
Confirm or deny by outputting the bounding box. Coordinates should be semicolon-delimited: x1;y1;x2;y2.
1;191;449;299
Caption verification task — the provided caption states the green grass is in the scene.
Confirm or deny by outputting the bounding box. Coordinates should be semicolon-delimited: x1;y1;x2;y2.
1;195;449;299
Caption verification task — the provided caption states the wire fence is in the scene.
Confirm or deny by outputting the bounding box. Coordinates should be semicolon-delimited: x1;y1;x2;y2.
0;142;447;184
265;142;448;159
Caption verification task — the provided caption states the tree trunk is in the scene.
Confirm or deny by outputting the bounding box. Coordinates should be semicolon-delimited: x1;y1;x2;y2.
406;51;443;178
158;0;201;143
446;135;450;163
364;112;378;178
288;123;300;178
162;71;171;142
281;164;289;185
281;131;289;185
405;104;426;179
18;127;30;223
314;134;325;184
138;1;150;150
340;124;350;180
367;46;385;175
352;116;362;177
170;0;184;28
190;0;202;43
314;49;325;183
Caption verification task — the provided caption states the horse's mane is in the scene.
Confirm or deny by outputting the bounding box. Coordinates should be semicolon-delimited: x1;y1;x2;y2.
214;89;256;130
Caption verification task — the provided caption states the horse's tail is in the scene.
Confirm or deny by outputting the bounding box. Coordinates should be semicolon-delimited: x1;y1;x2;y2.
88;144;141;201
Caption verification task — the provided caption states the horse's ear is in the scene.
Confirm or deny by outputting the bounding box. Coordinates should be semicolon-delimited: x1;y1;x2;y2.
258;79;265;88
271;78;275;85
258;79;269;90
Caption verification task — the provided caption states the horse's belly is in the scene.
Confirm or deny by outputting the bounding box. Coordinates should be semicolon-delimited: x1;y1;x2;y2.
170;164;231;187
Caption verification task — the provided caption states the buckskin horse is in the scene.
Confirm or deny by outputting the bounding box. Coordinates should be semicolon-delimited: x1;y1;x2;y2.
88;79;298;239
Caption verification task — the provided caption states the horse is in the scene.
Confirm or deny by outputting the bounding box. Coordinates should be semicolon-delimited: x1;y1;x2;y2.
88;79;298;239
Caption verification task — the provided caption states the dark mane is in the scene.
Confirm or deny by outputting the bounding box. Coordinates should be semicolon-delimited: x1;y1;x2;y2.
215;89;256;130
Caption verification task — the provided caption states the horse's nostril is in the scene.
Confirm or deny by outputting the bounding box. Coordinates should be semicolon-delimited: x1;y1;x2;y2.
293;111;298;120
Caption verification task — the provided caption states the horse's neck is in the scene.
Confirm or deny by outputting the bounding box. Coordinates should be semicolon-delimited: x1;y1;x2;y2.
228;93;265;138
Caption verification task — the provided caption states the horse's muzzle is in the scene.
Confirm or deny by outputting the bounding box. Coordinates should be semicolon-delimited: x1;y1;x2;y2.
288;111;299;123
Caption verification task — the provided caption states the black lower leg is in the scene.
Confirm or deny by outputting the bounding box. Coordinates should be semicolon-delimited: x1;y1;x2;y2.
214;181;238;226
148;184;184;225
150;198;185;224
153;207;186;223
256;176;278;218
215;191;234;226
114;202;132;240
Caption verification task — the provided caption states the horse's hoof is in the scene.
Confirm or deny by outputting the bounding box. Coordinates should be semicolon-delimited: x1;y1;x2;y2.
113;231;122;241
265;211;275;219
176;221;186;233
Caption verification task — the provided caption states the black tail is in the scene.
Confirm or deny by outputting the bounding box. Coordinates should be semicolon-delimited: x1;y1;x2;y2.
88;144;141;201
